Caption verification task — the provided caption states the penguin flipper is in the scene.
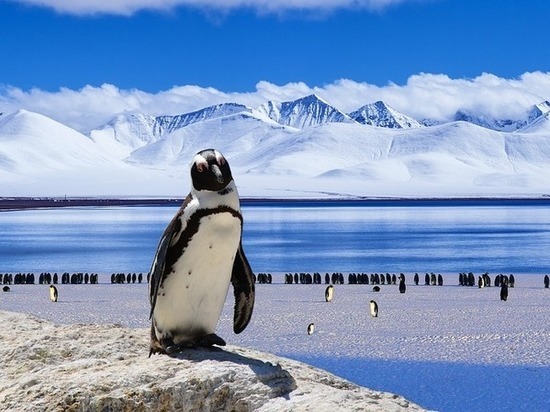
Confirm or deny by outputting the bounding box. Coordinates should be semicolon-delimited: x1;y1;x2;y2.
231;242;255;334
148;207;185;319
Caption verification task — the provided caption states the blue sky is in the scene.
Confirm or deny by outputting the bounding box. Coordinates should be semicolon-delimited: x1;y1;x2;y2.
1;0;550;131
1;0;548;92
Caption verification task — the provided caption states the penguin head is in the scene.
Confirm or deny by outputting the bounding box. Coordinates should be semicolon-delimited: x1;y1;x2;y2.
191;149;233;192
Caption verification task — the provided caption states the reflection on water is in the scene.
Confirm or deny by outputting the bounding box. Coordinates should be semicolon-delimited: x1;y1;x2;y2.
0;202;549;274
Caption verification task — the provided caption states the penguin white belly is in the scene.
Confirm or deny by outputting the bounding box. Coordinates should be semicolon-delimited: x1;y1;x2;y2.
153;212;241;343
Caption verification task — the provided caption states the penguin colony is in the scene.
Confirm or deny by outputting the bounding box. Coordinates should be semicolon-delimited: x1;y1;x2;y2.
0;265;536;291
0;272;144;285
2;271;548;290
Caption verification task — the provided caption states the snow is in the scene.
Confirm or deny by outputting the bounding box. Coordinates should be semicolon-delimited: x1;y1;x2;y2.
1;95;550;198
1;274;548;411
349;101;422;129
258;94;355;129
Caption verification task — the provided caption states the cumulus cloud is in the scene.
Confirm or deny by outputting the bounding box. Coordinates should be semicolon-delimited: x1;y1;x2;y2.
1;72;550;132
7;0;416;16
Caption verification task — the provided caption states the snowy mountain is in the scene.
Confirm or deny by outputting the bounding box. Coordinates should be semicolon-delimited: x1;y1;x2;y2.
257;94;355;129
125;110;292;169
1;95;550;198
156;103;255;134
453;101;550;132
518;105;550;134
527;100;550;123
89;103;261;158
348;101;422;129
0;110;116;173
453;110;525;132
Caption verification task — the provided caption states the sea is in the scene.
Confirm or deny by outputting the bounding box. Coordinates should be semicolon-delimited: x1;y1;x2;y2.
1;199;550;276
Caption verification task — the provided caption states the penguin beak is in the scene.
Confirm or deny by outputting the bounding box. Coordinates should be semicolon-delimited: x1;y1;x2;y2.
210;164;224;184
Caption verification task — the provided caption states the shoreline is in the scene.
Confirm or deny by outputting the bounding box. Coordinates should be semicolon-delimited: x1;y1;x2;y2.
1;195;550;210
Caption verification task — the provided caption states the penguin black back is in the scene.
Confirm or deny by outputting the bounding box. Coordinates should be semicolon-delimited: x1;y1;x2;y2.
399;278;406;294
500;283;508;301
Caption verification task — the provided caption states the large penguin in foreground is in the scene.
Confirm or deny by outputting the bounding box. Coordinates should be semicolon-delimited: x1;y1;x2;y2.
148;149;255;356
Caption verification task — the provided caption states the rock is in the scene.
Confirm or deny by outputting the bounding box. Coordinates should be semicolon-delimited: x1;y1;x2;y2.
0;311;424;411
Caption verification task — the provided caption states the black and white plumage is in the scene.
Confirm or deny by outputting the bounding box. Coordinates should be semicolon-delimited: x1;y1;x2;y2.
307;322;315;335
49;285;58;302
148;149;255;356
500;283;508;301
325;285;334;302
369;300;378;317
398;275;406;294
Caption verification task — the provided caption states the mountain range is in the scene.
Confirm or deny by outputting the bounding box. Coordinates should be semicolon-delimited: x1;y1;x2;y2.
1;94;549;198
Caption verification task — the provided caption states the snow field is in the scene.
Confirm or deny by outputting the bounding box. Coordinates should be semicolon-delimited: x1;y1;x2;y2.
1;273;548;411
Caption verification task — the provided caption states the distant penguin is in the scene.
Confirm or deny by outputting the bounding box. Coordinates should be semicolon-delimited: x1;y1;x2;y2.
544;275;549;288
49;285;58;302
478;276;484;288
399;277;406;294
325;285;334;302
372;286;380;292
500;282;508;301
369;300;379;317
307;323;315;335
2;286;10;292
414;273;419;286
148;149;255;356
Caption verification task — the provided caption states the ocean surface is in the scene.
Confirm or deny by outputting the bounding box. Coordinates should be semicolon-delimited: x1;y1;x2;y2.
1;200;550;275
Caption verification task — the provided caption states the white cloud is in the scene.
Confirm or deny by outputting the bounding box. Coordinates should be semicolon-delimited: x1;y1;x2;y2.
2;72;550;132
7;0;418;16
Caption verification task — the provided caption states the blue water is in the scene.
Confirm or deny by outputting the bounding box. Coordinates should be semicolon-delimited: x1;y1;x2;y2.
1;201;550;274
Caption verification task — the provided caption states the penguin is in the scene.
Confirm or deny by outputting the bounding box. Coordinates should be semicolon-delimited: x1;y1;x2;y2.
2;286;10;292
148;149;255;356
369;300;378;317
478;276;484;288
49;285;58;302
372;286;380;292
399;277;406;294
325;285;334;302
500;282;508;302
544;274;549;288
307;322;315;335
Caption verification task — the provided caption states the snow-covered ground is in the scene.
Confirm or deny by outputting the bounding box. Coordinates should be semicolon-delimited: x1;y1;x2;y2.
1;273;548;411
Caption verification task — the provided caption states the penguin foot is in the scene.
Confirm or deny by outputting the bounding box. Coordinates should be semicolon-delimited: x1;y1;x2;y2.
196;333;226;348
155;334;227;356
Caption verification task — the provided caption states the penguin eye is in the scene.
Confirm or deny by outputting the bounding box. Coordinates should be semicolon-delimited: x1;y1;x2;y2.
215;153;226;166
196;160;208;172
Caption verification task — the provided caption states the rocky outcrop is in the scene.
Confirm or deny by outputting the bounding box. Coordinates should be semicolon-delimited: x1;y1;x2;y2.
0;311;424;411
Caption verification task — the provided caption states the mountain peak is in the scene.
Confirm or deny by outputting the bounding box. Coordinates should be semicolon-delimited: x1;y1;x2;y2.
156;102;252;133
455;100;550;132
258;94;353;129
349;101;422;129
